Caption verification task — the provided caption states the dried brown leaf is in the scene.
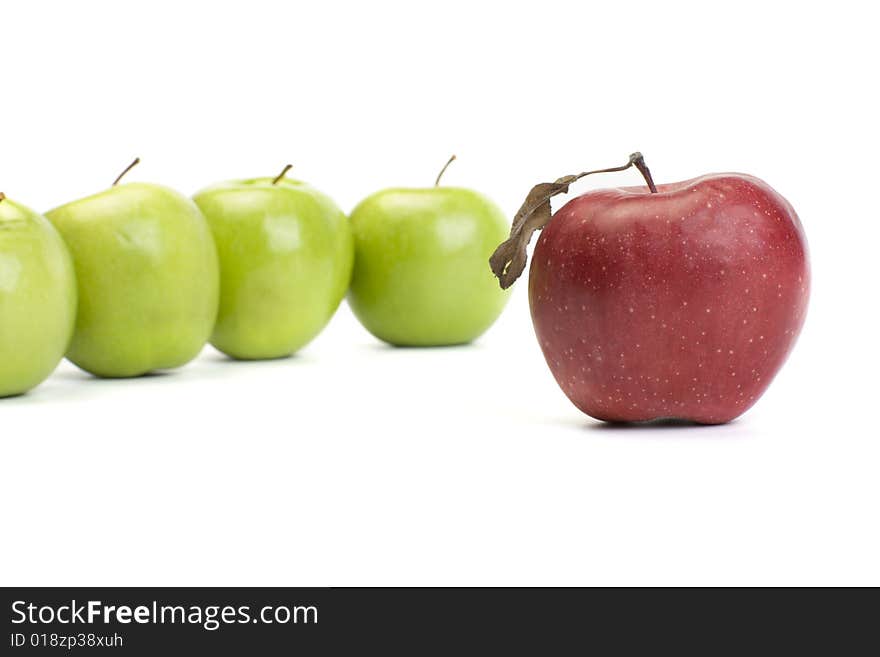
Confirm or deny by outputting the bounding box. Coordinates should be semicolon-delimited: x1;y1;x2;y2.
488;153;656;289
489;175;580;289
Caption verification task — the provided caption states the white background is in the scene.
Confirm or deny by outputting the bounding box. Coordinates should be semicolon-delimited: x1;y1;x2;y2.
1;0;877;586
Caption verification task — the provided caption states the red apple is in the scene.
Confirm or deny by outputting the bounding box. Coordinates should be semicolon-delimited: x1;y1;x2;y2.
491;155;809;424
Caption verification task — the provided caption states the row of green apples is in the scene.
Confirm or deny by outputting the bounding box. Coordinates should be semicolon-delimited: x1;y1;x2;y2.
0;157;511;397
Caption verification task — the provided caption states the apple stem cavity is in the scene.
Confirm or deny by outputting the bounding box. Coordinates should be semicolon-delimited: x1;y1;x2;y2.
272;164;294;185
434;154;457;187
489;152;658;289
112;157;141;187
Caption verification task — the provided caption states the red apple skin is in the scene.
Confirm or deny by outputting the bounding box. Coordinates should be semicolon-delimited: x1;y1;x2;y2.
528;174;809;424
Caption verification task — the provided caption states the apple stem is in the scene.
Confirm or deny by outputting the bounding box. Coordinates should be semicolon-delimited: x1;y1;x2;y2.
630;152;658;193
489;152;658;288
434;154;457;187
112;157;141;187
272;164;293;185
0;192;5;204
563;152;657;194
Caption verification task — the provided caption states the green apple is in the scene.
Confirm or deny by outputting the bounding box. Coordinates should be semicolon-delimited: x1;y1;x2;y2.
348;157;510;346
45;160;219;377
0;194;77;397
192;165;353;359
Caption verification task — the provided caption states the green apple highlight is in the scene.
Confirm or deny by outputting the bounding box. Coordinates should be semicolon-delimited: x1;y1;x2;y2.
0;194;77;397
193;166;353;360
348;157;510;346
46;160;219;378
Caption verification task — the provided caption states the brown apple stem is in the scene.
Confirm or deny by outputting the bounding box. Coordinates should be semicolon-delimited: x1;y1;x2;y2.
0;192;5;204
272;164;293;185
434;154;457;187
631;153;658;193
489;152;658;289
112;157;141;186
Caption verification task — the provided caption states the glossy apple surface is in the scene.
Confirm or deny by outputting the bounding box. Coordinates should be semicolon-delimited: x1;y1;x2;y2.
193;177;353;359
348;187;510;346
529;174;809;424
46;183;219;377
0;197;77;397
